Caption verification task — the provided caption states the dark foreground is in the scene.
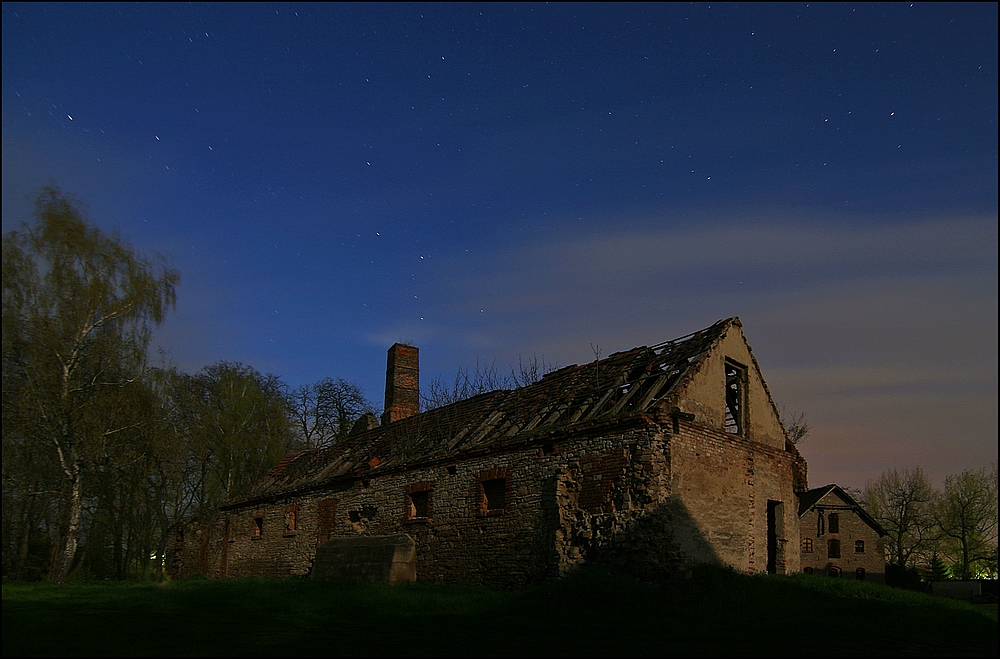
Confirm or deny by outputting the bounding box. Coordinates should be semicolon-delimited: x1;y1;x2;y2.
3;567;997;656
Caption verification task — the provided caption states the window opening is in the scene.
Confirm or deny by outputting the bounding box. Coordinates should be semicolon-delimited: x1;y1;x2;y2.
803;567;814;575
724;361;746;435
855;568;866;581
252;516;263;539
802;538;814;553
817;511;825;536
828;539;841;558
482;478;506;513
407;490;430;520
855;540;865;553
446;465;457;476
828;566;841;578
828;513;839;534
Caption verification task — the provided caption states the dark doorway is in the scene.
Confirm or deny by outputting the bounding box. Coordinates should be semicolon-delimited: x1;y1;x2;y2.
766;500;784;574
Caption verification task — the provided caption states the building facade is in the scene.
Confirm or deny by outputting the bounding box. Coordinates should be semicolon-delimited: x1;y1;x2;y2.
171;318;817;587
798;485;886;583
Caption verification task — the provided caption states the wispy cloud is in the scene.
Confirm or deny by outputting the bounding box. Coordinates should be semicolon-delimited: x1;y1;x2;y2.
381;211;998;487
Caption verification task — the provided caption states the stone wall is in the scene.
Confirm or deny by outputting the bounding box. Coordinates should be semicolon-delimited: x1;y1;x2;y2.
175;423;684;587
169;412;807;586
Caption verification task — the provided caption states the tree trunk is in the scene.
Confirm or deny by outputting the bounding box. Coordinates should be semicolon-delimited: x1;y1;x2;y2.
54;464;82;583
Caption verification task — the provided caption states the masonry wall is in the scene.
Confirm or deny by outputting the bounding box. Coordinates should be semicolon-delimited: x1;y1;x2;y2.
800;493;885;583
170;416;806;586
666;323;803;574
176;424;681;588
668;419;801;574
674;324;786;451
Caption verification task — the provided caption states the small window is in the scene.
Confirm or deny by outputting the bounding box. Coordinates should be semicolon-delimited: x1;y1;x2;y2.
475;470;510;516
855;540;865;553
802;538;814;553
407;490;430;520
252;516;263;539
482;478;506;513
828;513;839;534
404;483;434;522
724;361;747;435
828;566;841;578
828;539;841;559
803;567;814;575
817;511;825;536
855;568;866;581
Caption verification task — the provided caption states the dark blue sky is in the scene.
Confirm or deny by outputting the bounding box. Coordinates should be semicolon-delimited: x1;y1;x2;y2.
3;2;996;488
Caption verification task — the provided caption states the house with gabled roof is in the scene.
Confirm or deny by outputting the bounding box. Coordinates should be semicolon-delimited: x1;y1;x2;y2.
170;317;813;587
798;484;886;582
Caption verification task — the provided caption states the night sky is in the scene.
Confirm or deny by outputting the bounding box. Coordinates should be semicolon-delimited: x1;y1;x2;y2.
3;3;996;490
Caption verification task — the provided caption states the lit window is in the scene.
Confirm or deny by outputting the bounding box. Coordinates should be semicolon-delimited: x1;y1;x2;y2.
855;540;865;553
828;539;841;558
802;538;814;553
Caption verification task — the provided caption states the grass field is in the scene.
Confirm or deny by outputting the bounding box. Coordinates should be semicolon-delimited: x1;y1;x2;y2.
3;566;997;656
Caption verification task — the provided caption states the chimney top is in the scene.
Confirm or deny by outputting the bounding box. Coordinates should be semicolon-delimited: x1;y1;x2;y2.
382;343;419;425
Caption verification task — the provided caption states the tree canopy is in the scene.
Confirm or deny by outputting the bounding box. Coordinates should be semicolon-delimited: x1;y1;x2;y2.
3;188;179;582
2;189;374;582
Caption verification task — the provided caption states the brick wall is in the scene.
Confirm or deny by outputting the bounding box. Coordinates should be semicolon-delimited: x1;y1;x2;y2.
668;419;802;574
800;495;885;583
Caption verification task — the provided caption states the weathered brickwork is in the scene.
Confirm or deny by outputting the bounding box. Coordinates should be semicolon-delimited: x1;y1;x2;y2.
169;318;879;587
667;420;802;574
172;420;806;585
173;425;682;586
798;487;886;583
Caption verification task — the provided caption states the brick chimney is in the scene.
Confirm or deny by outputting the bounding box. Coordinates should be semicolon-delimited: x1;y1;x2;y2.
382;343;419;424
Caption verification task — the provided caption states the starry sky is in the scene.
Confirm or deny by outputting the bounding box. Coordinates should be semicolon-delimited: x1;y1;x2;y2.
3;3;997;490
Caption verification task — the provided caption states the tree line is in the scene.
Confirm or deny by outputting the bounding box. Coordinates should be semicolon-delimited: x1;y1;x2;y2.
2;189;376;581
861;466;998;582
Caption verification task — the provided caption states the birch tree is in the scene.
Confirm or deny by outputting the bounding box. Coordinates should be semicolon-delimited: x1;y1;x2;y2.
2;188;178;582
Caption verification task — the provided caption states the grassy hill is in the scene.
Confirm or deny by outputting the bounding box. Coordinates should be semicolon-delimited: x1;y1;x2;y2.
3;567;996;656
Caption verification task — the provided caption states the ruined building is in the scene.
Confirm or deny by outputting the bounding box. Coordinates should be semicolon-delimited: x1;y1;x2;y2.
171;318;823;586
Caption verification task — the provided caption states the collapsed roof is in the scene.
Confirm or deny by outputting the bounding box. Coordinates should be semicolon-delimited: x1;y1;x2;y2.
225;317;742;509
